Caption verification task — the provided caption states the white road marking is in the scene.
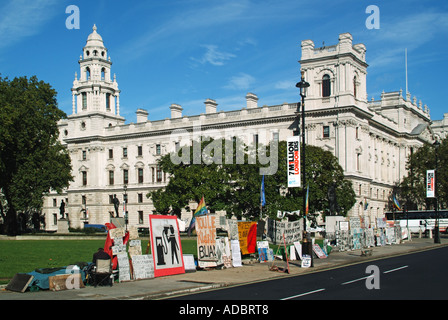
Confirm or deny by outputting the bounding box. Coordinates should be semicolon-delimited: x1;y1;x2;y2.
341;275;373;285
383;265;409;274
281;288;326;300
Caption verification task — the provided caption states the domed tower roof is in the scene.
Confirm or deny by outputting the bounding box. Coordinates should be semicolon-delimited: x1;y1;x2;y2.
85;24;104;48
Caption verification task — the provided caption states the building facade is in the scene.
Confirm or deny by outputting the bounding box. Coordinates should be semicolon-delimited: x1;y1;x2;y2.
42;27;438;231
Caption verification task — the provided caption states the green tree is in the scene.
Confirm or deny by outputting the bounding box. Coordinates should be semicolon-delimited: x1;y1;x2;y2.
399;138;447;210
0;76;73;235
148;137;355;221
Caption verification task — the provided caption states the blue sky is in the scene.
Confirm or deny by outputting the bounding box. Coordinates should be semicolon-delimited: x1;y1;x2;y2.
0;0;447;123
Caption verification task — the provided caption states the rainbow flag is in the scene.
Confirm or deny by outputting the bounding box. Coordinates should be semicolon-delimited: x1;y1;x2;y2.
393;194;402;211
187;196;208;235
305;184;309;216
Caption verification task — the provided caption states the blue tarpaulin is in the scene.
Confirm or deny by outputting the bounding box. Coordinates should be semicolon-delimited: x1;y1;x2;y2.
27;264;91;290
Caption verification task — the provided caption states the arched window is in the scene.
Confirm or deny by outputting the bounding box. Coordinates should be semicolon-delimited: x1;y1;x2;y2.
86;67;91;80
353;76;357;98
322;74;331;97
101;68;106;80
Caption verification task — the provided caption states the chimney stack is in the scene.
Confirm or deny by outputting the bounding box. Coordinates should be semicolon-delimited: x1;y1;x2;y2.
204;99;218;114
246;93;258;109
170;103;183;118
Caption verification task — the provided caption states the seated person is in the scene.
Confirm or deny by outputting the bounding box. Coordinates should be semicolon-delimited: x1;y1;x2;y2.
92;247;110;266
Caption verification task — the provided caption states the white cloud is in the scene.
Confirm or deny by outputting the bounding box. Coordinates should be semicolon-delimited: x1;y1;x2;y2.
0;0;58;50
192;45;236;66
224;73;255;90
274;80;294;90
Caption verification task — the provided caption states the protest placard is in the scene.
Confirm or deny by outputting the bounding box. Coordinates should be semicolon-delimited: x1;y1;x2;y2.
266;218;302;244
149;215;185;277
238;221;257;255
230;240;242;267
117;252;131;282
196;215;217;267
131;254;154;280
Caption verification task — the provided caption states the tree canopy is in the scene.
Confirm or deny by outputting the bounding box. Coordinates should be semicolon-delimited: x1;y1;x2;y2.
148;137;355;220
0;75;73;235
398;137;447;210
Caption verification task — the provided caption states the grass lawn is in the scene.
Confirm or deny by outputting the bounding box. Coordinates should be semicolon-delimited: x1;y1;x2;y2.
0;238;198;285
0;237;315;285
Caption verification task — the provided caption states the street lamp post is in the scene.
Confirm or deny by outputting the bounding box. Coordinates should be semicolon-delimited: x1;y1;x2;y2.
123;184;128;230
296;70;311;264
434;140;440;244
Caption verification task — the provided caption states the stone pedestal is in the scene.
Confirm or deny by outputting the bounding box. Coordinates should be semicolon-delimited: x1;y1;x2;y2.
111;217;125;228
57;219;70;234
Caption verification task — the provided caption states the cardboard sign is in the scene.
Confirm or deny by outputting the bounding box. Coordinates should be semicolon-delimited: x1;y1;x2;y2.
183;254;197;272
131;255;154;280
128;240;142;257
312;244;327;259
196;215;217;267
266;218;303;244
230;240;242;267
149;215;185;277
117;252;131;282
293;241;303;260
301;254;311;268
109;227;125;239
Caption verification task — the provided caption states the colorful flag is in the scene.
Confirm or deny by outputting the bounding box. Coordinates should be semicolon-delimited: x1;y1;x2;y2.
364;199;369;210
260;175;266;207
187;196;208;235
393;194;402;211
305;184;309;216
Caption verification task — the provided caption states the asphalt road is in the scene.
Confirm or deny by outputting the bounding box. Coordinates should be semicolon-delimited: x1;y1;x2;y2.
170;246;448;300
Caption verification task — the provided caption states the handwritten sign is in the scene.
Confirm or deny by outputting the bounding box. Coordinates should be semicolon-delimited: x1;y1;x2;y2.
117;252;131;282
196;215;217;267
131;255;154;280
266;218;303;244
230;240;242;267
109;227;125;239
128;240;142;257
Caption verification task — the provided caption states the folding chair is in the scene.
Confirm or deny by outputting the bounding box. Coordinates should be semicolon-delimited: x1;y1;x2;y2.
92;259;113;287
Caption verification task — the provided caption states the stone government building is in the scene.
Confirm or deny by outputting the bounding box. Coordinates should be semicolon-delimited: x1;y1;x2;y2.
42;26;444;231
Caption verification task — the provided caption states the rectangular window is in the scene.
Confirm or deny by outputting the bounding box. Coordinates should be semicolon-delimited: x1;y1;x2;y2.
53;198;57;207
106;93;111;110
109;195;114;204
123;147;128;158
138;211;144;224
138;145;143;156
138;168;144;183
109;149;113;159
156;165;163;182
82;93;87;109
323;126;330;138
82;171;87;186
109;171;114;185
82;150;87;160
123;169;129;184
138;193;143;203
156;144;161;155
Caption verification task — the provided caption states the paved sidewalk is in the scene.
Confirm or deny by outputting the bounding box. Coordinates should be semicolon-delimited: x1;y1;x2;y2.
1;237;446;300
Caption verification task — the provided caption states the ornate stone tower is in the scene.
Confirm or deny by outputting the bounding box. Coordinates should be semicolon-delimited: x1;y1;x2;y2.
70;25;124;130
